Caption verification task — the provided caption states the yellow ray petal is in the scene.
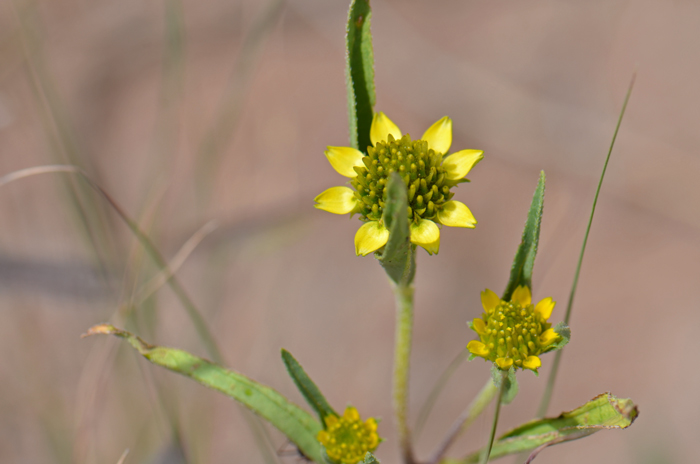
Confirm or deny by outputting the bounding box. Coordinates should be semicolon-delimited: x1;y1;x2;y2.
495;357;513;370
539;328;559;346
421;116;452;154
472;318;487;335
365;418;378;432
354;221;389;256
324;146;365;177
409;219;440;255
437;200;477;228
324;415;338;427
314;186;359;214
442;149;484;180
535;297;556;320
511;285;532;306
481;288;500;312
370;112;402;146
343;406;360;421
467;340;489;357
523;356;541;371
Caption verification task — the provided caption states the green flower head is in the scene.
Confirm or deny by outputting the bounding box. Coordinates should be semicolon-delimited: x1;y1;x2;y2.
315;112;483;256
467;286;560;373
317;406;380;464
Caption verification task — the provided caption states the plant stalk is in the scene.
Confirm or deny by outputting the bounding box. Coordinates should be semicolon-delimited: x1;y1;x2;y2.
393;282;416;464
480;371;507;464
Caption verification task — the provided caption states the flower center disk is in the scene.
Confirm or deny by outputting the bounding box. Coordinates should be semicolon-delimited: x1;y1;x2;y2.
351;134;456;224
482;301;550;368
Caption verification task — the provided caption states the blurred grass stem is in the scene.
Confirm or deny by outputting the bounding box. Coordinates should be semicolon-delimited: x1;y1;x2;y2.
415;348;470;439
536;73;636;418
0;165;224;364
426;379;497;464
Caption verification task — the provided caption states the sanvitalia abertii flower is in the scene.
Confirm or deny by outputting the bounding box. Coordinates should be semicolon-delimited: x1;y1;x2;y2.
317;406;380;464
315;112;483;256
467;286;560;373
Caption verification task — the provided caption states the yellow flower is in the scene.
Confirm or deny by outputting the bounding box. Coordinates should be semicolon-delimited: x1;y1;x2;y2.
317;406;380;464
467;286;560;373
315;112;483;256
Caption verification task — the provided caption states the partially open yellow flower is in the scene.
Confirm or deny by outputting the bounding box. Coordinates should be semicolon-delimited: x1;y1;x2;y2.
315;112;483;256
467;286;559;373
317;406;380;464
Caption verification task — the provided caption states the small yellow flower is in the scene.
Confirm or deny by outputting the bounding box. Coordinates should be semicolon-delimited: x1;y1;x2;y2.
315;112;483;256
467;286;560;373
317;406;380;464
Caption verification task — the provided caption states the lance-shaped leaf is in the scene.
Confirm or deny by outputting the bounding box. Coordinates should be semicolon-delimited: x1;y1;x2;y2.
346;0;375;152
378;173;415;285
502;171;545;301
443;393;638;464
281;349;337;422
84;324;324;463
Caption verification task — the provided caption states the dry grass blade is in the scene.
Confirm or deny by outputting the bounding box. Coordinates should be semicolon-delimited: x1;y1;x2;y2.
115;449;130;464
136;220;218;305
0;164;223;363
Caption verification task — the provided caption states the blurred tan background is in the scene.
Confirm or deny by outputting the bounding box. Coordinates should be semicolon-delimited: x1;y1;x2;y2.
0;0;698;463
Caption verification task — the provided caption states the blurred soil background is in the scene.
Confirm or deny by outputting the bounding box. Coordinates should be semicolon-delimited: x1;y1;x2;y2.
0;0;698;463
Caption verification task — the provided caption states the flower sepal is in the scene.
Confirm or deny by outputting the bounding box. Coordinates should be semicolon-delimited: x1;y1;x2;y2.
377;172;416;286
491;364;519;404
542;322;571;354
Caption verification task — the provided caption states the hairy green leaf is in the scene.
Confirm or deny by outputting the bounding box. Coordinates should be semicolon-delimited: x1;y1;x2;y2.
85;324;324;463
346;0;375;152
281;349;337;422
361;452;380;464
379;173;415;285
502;171;545;301
444;393;638;464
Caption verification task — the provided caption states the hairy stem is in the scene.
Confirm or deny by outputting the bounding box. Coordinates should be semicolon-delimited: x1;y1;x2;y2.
393;283;416;464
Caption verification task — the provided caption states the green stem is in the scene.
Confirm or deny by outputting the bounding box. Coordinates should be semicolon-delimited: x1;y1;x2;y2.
536;73;635;419
426;378;498;464
393;282;416;464
480;371;507;464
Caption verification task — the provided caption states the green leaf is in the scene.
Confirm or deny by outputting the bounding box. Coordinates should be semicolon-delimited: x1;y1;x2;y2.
281;349;337;422
361;452;380;464
378;173;415;285
502;171;546;301
85;324;324;463
444;393;638;464
490;366;518;405
543;322;571;354
346;0;375;152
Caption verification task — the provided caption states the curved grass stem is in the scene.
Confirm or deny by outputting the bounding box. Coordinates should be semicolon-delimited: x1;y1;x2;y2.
536;73;636;419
